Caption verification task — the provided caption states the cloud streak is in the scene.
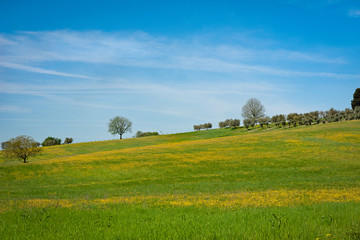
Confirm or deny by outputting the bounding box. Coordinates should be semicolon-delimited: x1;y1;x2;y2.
0;61;100;79
349;9;360;18
0;30;357;79
0;105;31;113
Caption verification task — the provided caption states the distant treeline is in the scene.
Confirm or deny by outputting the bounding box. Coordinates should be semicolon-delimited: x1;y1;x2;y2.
2;136;73;149
193;123;212;131
219;119;240;128
225;107;360;130
265;107;360;129
194;106;360;132
194;89;360;131
135;131;159;138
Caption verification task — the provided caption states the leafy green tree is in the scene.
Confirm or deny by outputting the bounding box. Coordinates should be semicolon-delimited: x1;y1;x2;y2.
309;111;319;123
135;131;159;137
351;88;360;110
271;115;279;126
63;138;73;144
1;141;10;150
354;106;360;119
286;113;299;127
259;116;269;128
228;119;240;128
271;114;285;127
325;108;338;122
42;137;62;146
224;119;231;127
108;116;132;139
264;116;270;127
241;98;265;124
2;135;42;163
243;119;252;130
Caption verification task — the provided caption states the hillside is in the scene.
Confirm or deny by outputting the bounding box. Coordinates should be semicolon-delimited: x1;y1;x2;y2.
0;121;360;239
1;120;359;201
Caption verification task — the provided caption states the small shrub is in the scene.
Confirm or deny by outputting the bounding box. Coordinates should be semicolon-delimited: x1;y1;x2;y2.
135;131;159;138
42;137;62;147
64;138;73;144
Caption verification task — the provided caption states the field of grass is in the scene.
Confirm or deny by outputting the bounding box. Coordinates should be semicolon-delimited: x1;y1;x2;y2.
0;121;359;239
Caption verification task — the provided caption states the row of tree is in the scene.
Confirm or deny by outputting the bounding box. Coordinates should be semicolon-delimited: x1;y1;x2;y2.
219;106;360;130
42;137;73;146
193;123;212;131
213;89;360;130
2;136;74;150
218;119;240;128
259;107;360;129
135;131;159;138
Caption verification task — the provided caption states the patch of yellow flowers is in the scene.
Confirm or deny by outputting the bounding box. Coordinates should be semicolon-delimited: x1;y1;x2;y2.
1;188;359;212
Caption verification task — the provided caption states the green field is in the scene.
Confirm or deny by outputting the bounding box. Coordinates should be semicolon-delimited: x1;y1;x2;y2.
1;121;360;239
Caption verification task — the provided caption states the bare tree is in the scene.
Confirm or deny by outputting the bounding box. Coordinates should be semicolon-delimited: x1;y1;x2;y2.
241;98;265;124
108;116;132;139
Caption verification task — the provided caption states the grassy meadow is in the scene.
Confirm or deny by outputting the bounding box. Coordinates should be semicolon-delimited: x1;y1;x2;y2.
0;121;360;239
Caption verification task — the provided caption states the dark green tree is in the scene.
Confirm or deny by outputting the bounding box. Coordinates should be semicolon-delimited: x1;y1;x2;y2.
42;137;62;146
193;125;201;131
243;119;252;129
229;119;240;128
64;138;73;144
259;116;270;128
351;88;360;110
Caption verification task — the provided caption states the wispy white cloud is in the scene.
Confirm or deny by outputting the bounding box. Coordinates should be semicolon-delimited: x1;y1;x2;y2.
0;30;356;79
349;9;360;18
0;105;31;113
0;78;283;121
0;61;100;80
0;79;283;96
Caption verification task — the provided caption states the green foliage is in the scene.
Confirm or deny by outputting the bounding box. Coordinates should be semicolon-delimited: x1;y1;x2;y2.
286;113;299;127
42;137;62;146
1;141;9;150
193;123;212;131
271;114;285;127
2;135;42;163
108;116;132;139
218;119;240;128
351;88;360;110
135;131;159;138
63;138;73;144
259;116;270;128
243;119;252;129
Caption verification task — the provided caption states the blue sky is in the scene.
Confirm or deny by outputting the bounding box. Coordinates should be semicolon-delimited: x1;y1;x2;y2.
0;0;359;143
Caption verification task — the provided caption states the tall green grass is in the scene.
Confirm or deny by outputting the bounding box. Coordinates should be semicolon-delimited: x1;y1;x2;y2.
1;203;359;239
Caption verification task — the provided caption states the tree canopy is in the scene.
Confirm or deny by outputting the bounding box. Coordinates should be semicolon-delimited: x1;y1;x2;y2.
108;116;132;139
241;98;265;124
42;136;62;146
2;135;42;163
351;88;360;110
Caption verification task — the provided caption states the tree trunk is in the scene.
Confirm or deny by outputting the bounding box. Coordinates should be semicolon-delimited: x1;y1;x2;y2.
120;134;122;139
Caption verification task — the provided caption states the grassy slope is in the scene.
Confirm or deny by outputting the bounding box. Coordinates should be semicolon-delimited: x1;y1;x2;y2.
0;121;360;239
1;121;359;199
